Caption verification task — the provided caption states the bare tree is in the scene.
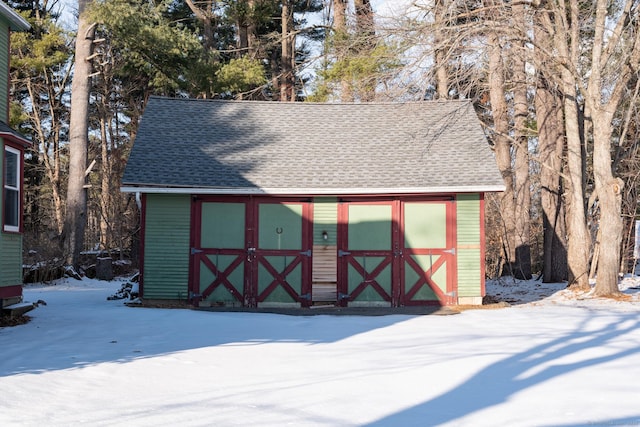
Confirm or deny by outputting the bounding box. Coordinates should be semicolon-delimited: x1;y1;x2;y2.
64;0;95;268
484;0;517;278
535;0;590;289
432;0;450;99
584;0;640;295
532;4;568;282
511;0;532;279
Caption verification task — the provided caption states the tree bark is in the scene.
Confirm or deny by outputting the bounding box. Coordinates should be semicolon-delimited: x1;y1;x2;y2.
185;0;215;52
279;0;295;101
64;0;94;268
536;78;568;282
354;0;375;102
433;0;449;99
99;114;110;250
485;0;516;277
548;0;590;289
585;0;637;295
591;120;624;295
533;6;568;282
237;0;257;57
512;1;532;279
332;0;351;102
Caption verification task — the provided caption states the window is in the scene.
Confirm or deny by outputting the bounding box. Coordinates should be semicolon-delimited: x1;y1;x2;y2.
4;146;20;232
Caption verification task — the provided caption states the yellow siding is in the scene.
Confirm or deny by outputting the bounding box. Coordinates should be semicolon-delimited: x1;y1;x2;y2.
456;194;482;297
313;198;337;246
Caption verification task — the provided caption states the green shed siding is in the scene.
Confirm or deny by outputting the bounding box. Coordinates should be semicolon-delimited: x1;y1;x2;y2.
456;194;482;297
0;140;3;231
0;232;22;286
0;22;8;121
313;198;337;246
142;194;191;300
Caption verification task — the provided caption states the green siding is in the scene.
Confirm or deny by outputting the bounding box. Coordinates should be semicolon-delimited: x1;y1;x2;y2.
404;203;447;249
0;232;22;287
313;198;337;246
0;14;25;293
0;140;3;235
201;202;245;249
456;194;482;297
348;204;392;250
0;23;8;120
258;203;302;250
143;194;191;300
1;137;23;289
348;257;391;302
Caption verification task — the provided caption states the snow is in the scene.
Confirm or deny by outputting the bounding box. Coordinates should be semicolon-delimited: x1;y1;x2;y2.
2;276;640;426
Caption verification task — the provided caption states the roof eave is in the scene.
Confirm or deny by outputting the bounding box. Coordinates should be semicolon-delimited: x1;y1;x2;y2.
0;3;30;31
0;130;32;147
120;184;506;195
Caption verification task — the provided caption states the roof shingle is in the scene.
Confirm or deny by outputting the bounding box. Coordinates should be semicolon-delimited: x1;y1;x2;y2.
121;97;504;195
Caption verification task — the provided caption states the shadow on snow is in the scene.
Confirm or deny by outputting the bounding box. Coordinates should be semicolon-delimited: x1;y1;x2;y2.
0;297;419;376
365;310;640;426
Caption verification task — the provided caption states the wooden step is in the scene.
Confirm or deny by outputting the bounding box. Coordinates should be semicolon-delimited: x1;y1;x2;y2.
313;282;337;302
2;302;35;318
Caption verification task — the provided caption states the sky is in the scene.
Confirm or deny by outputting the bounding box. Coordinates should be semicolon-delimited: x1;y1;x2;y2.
1;275;639;426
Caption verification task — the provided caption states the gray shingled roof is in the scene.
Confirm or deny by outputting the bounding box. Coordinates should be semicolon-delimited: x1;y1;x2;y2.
0;2;30;31
121;96;504;195
0;120;31;147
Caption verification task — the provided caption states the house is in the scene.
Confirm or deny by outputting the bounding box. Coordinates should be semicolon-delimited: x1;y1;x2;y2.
0;2;31;312
121;96;505;308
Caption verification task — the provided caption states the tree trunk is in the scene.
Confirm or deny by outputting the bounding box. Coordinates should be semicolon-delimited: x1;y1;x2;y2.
512;1;532;279
64;0;94;268
332;0;351;102
487;20;516;276
279;0;295;101
587;2;622;293
333;0;346;29
562;78;590;289
185;0;215;52
550;0;590;289
592;117;624;295
536;79;568;282
100;114;110;250
432;1;449;100
237;0;256;57
354;0;375;102
533;6;568;282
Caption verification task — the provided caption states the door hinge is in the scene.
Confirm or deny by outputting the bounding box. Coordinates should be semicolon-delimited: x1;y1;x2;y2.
300;249;312;257
300;293;312;300
338;292;350;300
191;248;204;255
338;250;351;257
443;248;456;255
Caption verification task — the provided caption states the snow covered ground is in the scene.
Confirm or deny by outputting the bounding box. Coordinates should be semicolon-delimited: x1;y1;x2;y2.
1;275;640;427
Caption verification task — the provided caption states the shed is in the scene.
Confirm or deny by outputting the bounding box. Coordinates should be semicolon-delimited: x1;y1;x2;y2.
0;3;31;312
121;96;504;308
